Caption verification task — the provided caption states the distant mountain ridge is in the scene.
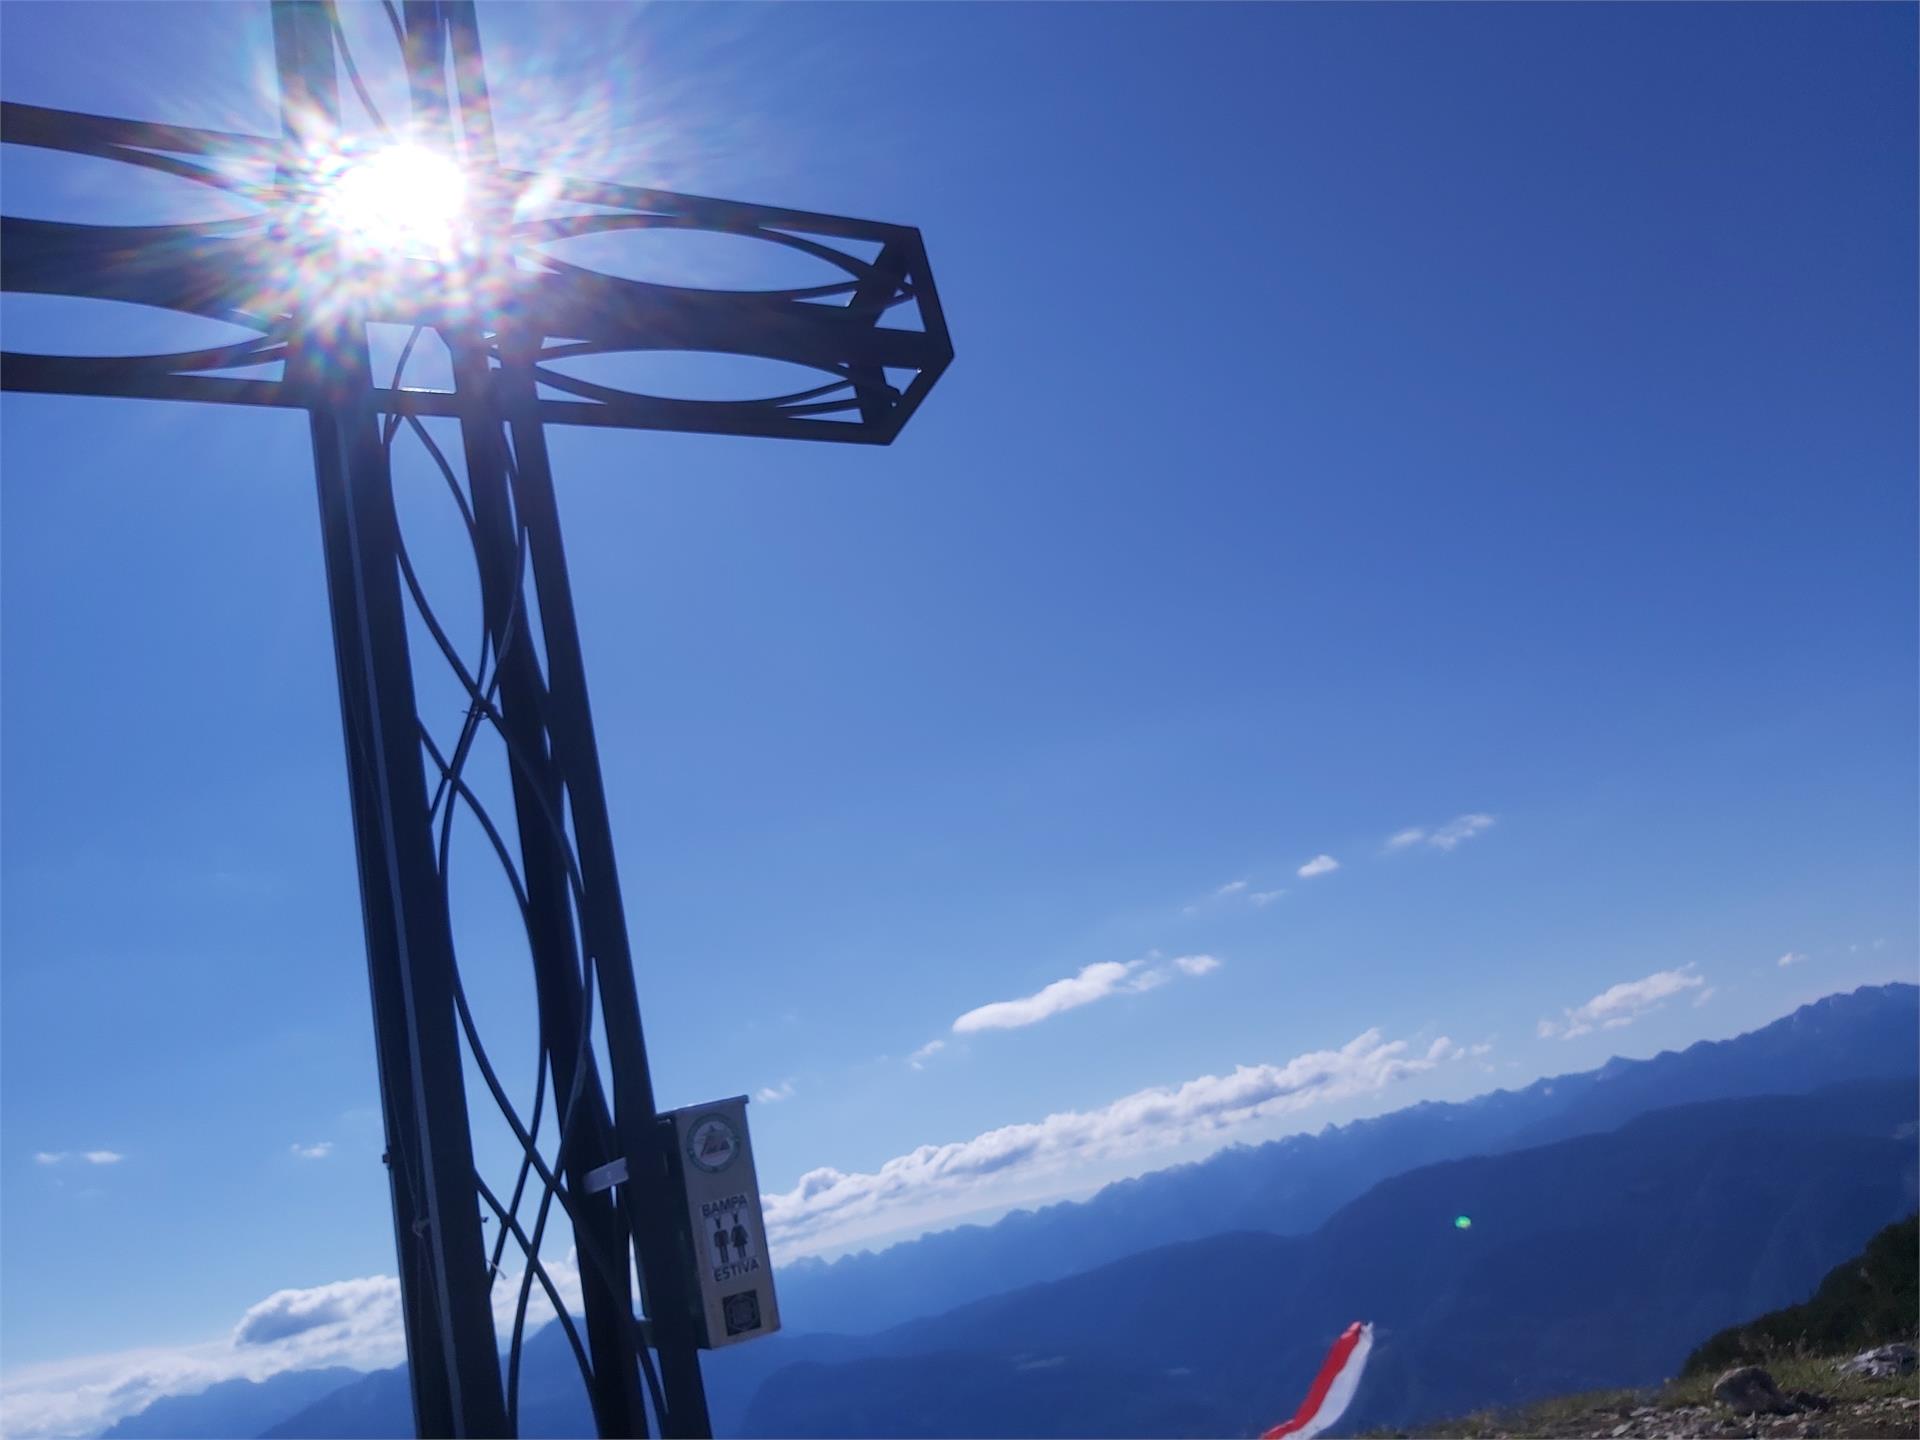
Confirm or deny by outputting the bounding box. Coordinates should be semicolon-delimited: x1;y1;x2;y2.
259;1322;595;1440
743;1079;1920;1436
775;983;1919;1335
96;1368;361;1440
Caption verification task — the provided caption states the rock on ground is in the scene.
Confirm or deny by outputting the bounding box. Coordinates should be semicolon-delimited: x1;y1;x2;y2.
1837;1344;1918;1380
1713;1367;1793;1415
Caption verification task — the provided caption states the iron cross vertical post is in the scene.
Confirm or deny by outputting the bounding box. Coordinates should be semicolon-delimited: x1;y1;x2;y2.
0;1;952;1435
270;4;511;1435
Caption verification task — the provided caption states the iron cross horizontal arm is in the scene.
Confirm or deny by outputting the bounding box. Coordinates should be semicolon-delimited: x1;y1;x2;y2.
0;3;950;1438
0;107;951;442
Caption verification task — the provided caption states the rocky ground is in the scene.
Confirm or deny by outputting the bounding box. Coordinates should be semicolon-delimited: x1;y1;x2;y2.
1364;1349;1920;1439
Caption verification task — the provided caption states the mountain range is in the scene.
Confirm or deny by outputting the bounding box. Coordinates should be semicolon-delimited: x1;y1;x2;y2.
743;1079;1918;1435
98;1370;360;1440
774;981;1920;1335
88;982;1917;1438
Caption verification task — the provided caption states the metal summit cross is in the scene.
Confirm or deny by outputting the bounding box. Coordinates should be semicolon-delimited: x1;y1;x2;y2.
0;4;950;1437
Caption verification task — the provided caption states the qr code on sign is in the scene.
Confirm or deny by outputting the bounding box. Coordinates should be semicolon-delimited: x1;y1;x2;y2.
722;1291;762;1337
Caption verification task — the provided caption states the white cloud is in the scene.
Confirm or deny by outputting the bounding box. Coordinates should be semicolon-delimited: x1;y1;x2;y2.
756;1080;796;1104
1429;814;1495;850
1385;814;1495;854
952;961;1140;1033
1297;854;1340;878
763;1026;1469;1255
32;1152;64;1166
0;1254;584;1440
232;1275;402;1349
1461;1041;1497;1074
951;952;1221;1036
0;1339;253;1440
1537;966;1705;1040
1693;987;1717;1007
83;1151;124;1166
908;1039;946;1070
289;1142;333;1160
1184;877;1264;914
1249;889;1284;907
32;1149;122;1167
1776;951;1807;968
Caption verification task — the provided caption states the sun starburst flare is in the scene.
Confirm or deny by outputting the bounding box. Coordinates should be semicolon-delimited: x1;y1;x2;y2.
314;142;469;260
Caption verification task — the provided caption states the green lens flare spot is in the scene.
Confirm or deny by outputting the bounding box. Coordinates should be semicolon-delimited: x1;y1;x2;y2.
1454;1215;1472;1230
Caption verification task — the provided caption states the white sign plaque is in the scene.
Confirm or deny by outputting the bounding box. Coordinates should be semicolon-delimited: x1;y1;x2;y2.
663;1096;781;1348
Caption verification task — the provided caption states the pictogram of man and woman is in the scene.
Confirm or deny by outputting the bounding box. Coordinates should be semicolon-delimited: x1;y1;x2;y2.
711;1207;752;1266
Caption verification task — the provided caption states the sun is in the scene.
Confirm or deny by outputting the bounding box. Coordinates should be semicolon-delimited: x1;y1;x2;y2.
318;143;468;259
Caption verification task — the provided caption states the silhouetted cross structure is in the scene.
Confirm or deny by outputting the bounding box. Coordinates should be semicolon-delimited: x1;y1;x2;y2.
0;5;951;1436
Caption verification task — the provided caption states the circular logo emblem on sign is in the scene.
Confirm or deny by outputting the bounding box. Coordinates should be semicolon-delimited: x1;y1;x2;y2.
686;1113;741;1173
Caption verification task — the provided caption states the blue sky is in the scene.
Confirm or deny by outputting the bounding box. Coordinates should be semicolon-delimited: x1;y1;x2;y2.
2;1;1915;1432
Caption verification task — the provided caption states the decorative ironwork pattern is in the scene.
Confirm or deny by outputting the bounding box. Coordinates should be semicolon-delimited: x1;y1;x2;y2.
1;102;952;444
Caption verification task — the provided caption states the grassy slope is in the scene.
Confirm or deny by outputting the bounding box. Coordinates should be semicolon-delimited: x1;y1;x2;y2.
1365;1213;1920;1439
1682;1213;1917;1375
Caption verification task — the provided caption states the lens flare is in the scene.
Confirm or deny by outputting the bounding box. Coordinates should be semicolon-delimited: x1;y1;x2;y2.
318;143;467;258
1454;1215;1472;1230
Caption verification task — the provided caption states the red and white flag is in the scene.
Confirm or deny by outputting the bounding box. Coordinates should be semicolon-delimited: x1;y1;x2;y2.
1262;1321;1374;1440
